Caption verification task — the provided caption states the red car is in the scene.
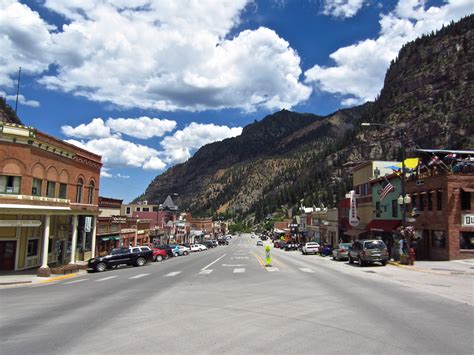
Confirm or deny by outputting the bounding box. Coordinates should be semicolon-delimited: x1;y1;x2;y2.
152;248;168;262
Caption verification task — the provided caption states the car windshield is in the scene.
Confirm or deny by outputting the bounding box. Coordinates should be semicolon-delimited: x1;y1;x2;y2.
339;243;352;249
364;241;386;250
110;248;125;255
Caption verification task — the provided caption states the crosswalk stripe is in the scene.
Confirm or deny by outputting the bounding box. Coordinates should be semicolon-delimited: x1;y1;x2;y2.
95;276;118;282
266;267;279;272
299;268;315;273
199;269;213;275
164;271;182;277
233;268;245;273
64;279;89;284
129;273;150;279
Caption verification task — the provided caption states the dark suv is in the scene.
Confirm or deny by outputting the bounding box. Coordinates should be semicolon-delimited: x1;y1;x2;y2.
348;240;389;266
88;246;153;272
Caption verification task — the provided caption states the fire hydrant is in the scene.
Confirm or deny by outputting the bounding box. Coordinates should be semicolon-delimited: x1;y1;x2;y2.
408;247;416;265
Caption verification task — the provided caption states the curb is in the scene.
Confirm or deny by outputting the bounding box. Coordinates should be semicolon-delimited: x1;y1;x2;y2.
388;261;464;275
39;273;79;284
0;281;32;286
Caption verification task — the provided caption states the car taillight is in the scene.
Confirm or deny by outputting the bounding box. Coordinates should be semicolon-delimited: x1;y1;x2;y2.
361;251;366;256
339;249;345;252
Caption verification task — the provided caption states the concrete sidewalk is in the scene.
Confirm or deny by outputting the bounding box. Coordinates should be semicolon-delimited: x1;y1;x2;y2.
0;269;87;288
389;258;474;275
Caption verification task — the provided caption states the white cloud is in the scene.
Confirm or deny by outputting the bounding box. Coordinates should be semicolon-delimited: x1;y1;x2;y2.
66;137;160;168
143;156;166;170
322;0;367;18
0;91;40;107
106;117;176;139
0;0;55;87
100;167;113;178
1;0;311;112
305;0;474;105
61;118;112;139
160;122;243;163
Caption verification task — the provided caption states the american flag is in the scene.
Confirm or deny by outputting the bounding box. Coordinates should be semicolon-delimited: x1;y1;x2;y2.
379;180;394;201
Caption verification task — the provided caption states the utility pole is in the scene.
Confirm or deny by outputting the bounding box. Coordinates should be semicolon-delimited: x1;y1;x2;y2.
15;67;22;114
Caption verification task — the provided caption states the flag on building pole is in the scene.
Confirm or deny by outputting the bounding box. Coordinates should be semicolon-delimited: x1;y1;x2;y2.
428;155;440;166
379;178;394;202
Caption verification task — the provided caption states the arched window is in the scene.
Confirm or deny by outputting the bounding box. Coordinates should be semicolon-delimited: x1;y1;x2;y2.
87;180;95;204
76;178;84;203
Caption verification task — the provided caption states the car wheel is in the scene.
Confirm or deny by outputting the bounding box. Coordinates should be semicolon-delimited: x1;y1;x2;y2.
156;255;163;262
358;257;364;267
184;251;189;256
136;257;146;267
95;262;107;272
348;255;353;264
381;260;387;266
164;254;169;260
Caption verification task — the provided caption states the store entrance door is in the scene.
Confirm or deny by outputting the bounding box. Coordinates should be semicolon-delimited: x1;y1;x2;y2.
0;241;16;270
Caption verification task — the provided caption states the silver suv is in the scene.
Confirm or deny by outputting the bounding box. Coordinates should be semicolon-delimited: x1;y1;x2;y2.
348;240;389;266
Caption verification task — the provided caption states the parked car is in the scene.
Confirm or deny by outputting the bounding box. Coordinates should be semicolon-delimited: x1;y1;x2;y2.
256;240;263;246
196;243;208;251
284;242;298;251
302;242;320;255
88;246;153;272
348;240;389;266
152;248;168;262
218;238;229;245
202;241;215;249
154;244;175;258
332;243;352;261
175;245;191;256
190;244;207;252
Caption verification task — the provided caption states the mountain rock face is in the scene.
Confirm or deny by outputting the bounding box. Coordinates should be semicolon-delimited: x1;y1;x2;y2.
137;15;474;220
0;97;22;125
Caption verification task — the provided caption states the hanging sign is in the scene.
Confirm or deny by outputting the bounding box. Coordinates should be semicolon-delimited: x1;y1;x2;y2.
348;190;359;227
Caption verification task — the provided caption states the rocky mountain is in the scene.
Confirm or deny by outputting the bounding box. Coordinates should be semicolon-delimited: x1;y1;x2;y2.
137;15;474;220
0;97;22;125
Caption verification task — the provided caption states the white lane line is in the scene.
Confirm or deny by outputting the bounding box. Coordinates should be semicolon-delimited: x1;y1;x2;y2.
231;256;249;260
201;254;227;271
164;271;182;277
233;268;245;273
266;267;279;272
95;276;118;282
64;279;89;285
129;273;150;279
222;264;246;267
299;268;315;273
199;269;213;275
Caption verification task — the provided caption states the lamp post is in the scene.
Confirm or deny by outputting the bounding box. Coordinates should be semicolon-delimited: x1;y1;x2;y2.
361;122;412;254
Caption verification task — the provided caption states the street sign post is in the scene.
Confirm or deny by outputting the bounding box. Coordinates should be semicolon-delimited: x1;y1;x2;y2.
265;246;272;267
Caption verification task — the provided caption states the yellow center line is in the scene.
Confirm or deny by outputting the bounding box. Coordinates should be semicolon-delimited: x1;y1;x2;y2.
252;252;265;268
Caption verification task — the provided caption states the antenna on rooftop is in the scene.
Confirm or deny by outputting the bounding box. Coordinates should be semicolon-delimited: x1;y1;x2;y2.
15;67;21;114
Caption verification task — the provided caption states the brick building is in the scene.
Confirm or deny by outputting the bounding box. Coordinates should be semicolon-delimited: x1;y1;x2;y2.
406;167;474;260
0;123;101;275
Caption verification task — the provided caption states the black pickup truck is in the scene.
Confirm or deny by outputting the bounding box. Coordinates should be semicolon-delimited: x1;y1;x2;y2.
88;246;154;272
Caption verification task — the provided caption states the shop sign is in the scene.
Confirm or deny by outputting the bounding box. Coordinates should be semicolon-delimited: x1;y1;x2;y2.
347;190;359;227
0;220;42;227
112;216;127;224
84;216;92;232
462;214;474;227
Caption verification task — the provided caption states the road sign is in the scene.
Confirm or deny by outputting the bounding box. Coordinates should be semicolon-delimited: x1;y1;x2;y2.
265;246;272;266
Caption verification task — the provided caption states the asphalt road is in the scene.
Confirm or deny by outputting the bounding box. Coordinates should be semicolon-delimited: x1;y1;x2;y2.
1;234;473;355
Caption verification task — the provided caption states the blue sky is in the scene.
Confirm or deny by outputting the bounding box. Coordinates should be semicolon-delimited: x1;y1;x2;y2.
1;0;472;203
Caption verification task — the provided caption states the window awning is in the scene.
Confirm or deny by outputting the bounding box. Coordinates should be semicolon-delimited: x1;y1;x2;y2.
100;235;120;241
365;220;401;233
462;187;474;193
343;229;366;237
100;237;110;241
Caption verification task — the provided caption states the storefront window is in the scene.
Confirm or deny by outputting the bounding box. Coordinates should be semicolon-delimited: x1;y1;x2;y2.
0;175;21;194
431;231;446;248
32;178;42;196
46;181;56;198
27;239;39;257
459;232;474;250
